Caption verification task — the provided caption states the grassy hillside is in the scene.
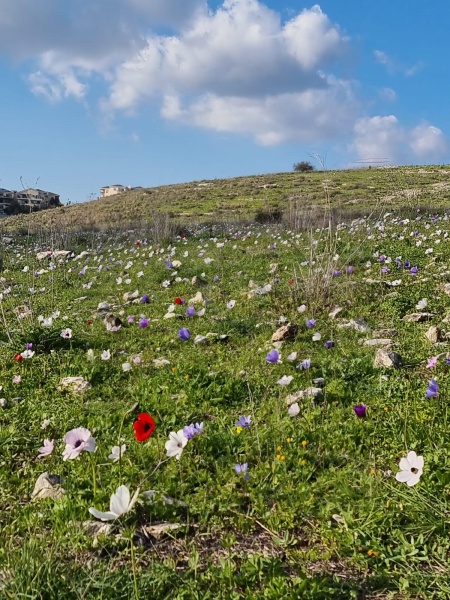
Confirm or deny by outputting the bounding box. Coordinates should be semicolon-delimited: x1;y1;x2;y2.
2;165;450;232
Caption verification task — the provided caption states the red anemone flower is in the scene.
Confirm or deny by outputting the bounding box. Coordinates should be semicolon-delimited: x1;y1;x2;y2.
135;241;141;247
174;297;183;305
86;320;93;326
133;412;156;442
14;353;23;362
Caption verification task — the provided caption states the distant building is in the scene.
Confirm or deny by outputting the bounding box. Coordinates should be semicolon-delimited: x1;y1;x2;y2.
0;187;60;216
0;188;15;215
100;184;131;198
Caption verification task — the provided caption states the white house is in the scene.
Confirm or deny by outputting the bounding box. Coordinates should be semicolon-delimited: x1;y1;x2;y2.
99;184;131;198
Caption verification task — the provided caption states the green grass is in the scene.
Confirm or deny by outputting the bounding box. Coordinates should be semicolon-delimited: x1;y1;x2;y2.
2;164;450;232
2;184;450;597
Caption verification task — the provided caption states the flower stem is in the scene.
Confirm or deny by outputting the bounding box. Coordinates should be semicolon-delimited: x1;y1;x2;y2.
130;536;139;600
91;457;97;497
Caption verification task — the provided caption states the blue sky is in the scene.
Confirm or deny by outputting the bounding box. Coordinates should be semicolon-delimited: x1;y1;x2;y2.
0;0;448;203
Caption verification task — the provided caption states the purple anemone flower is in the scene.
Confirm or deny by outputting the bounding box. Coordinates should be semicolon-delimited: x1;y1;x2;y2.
213;275;220;282
234;462;248;474
183;422;203;440
141;294;150;303
426;379;439;398
404;261;411;269
178;328;190;341
265;349;280;364
185;305;196;317
234;463;249;480
138;318;149;328
353;404;367;418
306;318;316;329
324;340;334;349
297;359;311;370
346;266;354;274
235;415;251;428
410;266;419;275
183;424;196;440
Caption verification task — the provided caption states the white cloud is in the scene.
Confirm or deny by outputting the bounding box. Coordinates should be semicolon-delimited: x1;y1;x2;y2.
161;80;357;145
374;49;423;77
283;5;347;70
352;116;447;164
378;87;397;102
103;0;354;145
0;0;446;162
410;124;448;158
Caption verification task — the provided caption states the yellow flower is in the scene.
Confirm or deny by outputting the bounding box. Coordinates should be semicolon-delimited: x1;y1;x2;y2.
301;440;307;447
286;438;292;443
300;459;306;465
171;367;176;373
236;426;243;434
370;468;376;475
185;375;190;380
384;406;389;412
277;445;282;452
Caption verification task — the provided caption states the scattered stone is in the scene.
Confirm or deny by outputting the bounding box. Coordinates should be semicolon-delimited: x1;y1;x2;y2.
271;323;298;342
103;314;123;329
123;290;139;302
373;349;403;368
138;523;182;539
58;376;92;393
442;283;450;296
350;318;371;333
188;291;206;305
402;312;434;322
425;326;441;343
36;250;71;261
285;387;323;405
328;306;343;319
191;275;207;287
247;284;272;298
372;329;396;338
337;318;371;333
97;301;111;312
31;472;65;501
363;339;394;347
193;333;228;345
82;521;113;538
0;398;7;408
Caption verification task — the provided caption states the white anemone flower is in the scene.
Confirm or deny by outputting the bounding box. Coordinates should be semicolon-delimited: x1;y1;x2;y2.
108;444;126;462
101;349;111;361
288;403;300;416
89;485;139;521
416;298;428;310
60;328;73;339
395;451;424;487
277;375;293;386
62;427;96;461
165;430;188;460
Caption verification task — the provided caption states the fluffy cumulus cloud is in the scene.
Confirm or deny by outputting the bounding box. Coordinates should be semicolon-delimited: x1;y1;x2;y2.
105;1;355;144
352;116;447;164
0;0;447;159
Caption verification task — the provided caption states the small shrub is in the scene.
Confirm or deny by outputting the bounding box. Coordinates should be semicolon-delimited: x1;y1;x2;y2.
293;161;315;172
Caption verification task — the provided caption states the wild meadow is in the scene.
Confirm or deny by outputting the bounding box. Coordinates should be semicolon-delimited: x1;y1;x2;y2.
2;192;450;598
